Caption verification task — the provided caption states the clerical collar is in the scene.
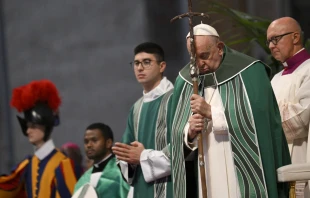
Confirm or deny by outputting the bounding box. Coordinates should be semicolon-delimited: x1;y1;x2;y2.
94;153;112;168
92;154;113;173
34;139;55;160
143;76;174;103
282;48;310;75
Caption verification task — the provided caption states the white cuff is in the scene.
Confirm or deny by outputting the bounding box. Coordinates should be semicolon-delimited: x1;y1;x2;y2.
184;123;198;150
140;149;171;183
211;106;228;134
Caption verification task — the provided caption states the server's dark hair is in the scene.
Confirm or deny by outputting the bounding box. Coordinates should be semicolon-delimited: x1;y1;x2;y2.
86;122;114;141
134;42;165;62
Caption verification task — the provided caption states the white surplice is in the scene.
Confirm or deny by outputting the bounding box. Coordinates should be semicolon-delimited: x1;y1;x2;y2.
271;58;310;197
271;59;310;163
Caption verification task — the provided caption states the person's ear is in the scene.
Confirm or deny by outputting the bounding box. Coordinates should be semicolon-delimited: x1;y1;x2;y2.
106;139;113;149
159;61;166;73
293;32;301;44
217;42;225;56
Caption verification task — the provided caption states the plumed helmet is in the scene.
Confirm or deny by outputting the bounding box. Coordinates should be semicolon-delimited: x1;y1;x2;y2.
10;80;61;141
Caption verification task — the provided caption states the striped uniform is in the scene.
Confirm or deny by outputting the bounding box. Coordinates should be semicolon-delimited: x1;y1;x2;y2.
0;140;82;198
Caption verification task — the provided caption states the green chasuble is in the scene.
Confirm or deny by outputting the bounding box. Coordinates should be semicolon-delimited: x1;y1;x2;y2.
167;46;291;198
74;156;129;198
122;90;173;198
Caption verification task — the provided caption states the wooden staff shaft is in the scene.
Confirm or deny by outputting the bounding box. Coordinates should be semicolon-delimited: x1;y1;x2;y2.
170;0;210;196
193;80;208;198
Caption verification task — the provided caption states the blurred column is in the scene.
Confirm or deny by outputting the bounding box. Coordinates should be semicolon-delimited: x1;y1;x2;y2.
0;0;14;173
145;0;188;81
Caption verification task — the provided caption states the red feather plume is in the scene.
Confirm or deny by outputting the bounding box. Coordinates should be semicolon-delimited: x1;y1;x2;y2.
10;80;61;112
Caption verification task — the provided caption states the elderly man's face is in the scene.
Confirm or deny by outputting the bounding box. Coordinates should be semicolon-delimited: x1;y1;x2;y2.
187;36;224;74
267;25;296;63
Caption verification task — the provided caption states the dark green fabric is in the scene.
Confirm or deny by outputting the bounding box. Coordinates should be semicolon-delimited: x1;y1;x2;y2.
219;73;267;197
241;63;291;197
122;94;172;198
168;76;193;198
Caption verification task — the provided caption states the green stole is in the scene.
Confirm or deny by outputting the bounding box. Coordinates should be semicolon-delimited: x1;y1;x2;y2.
122;90;173;198
168;46;291;198
74;157;129;198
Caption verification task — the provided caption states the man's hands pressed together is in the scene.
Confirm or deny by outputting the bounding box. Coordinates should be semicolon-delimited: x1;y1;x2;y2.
112;141;145;165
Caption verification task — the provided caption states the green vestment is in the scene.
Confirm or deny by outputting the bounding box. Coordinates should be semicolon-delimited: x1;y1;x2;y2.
122;90;173;198
74;156;129;198
168;46;291;198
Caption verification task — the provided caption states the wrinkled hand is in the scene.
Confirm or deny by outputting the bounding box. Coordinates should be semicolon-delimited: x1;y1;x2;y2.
188;114;205;140
190;94;212;119
112;141;145;165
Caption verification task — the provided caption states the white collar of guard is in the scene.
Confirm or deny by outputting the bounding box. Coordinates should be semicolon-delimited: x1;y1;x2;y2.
34;139;55;160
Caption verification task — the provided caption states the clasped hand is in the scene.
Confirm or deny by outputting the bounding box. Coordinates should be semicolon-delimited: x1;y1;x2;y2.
188;94;212;140
112;141;145;165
